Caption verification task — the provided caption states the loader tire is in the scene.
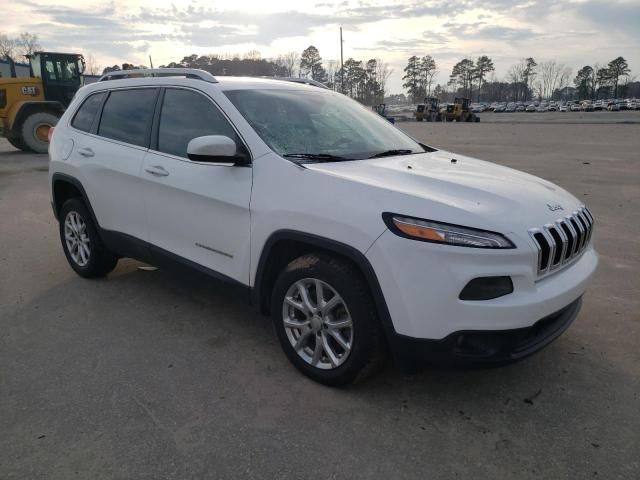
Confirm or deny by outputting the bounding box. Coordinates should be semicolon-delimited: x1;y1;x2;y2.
20;111;59;154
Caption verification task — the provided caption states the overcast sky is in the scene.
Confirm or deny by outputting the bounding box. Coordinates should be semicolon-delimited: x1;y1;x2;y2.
5;0;639;92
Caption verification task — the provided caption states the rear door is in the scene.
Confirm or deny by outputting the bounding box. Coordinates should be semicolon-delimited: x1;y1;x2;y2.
140;87;252;284
70;87;158;241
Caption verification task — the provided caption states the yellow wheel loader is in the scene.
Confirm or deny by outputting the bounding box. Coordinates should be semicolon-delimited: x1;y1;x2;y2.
443;97;480;123
0;52;85;153
415;97;440;122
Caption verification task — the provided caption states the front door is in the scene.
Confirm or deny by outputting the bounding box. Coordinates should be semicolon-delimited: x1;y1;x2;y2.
140;87;252;284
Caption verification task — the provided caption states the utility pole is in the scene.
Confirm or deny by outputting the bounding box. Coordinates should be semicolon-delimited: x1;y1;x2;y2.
340;26;344;94
149;55;154;69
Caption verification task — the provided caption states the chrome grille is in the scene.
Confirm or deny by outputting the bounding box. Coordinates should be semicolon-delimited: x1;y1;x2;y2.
529;206;594;275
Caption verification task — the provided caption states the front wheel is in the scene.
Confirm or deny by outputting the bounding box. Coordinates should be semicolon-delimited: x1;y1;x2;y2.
271;253;385;386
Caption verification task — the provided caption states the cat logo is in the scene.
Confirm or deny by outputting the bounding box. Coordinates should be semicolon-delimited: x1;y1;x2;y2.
21;86;39;96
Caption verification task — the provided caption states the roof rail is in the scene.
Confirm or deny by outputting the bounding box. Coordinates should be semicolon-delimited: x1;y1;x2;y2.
271;77;329;89
98;68;218;83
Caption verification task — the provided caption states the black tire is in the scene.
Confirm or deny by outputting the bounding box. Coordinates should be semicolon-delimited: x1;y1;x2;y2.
59;198;118;278
7;136;30;152
20;111;59;154
271;253;385;386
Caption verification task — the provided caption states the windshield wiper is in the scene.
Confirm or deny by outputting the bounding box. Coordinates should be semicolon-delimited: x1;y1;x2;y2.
283;153;352;163
367;149;414;159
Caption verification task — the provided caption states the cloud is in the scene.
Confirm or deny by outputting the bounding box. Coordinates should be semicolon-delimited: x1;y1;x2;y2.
574;0;640;37
441;22;541;42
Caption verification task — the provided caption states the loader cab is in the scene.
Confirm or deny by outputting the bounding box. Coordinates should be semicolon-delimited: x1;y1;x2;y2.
454;97;471;112
28;52;85;107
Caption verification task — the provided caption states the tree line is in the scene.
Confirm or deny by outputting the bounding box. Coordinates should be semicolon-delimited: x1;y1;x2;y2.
402;54;634;103
156;46;392;106
573;58;631;100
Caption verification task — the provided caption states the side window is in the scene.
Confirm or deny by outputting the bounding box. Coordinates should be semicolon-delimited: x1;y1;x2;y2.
98;89;158;147
71;92;106;132
56;60;78;81
44;61;57;81
157;88;239;158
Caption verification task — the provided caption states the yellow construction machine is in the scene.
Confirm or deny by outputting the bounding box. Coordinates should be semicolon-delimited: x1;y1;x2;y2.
443;97;480;122
1;52;85;152
415;97;441;122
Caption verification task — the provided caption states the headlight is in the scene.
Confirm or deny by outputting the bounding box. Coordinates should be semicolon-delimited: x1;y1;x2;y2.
383;213;515;249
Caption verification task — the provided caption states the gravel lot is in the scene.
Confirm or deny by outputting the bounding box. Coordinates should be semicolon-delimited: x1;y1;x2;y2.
1;114;639;479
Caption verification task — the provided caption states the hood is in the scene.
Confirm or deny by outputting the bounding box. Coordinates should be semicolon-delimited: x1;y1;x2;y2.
306;150;583;234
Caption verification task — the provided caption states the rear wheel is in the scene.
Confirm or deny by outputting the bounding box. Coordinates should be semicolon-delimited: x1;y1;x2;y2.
271;253;385;386
59;198;118;278
20;111;59;154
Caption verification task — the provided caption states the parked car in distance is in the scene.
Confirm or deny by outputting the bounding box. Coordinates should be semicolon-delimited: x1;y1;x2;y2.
516;105;526;112
48;69;598;385
559;104;568;112
526;104;537;112
505;103;517;112
608;102;620;111
570;103;582;111
582;101;594;112
494;104;506;113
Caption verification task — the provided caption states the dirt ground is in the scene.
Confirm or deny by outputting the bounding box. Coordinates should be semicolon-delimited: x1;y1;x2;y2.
1;116;639;479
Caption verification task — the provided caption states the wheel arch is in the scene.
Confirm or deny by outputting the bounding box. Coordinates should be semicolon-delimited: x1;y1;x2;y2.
51;173;100;229
8;101;64;133
253;230;396;336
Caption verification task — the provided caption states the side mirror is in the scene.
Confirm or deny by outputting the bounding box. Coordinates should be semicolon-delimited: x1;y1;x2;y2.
186;135;248;165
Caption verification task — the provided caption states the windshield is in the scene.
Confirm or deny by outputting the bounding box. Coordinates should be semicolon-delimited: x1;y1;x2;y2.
224;88;423;161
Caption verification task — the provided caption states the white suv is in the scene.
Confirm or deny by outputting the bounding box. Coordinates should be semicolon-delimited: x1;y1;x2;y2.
48;69;598;385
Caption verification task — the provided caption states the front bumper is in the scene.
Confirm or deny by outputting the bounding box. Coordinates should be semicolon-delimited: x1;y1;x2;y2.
388;296;582;369
366;229;598;339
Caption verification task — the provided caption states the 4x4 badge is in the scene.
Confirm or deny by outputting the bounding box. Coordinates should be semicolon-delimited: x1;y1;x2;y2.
547;202;563;212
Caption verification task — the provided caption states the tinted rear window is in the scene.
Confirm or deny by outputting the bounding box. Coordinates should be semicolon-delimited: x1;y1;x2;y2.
71;92;106;132
98;89;158;147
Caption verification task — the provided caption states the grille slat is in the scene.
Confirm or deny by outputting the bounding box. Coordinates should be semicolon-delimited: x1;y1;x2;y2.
529;206;594;276
548;227;564;266
569;218;583;254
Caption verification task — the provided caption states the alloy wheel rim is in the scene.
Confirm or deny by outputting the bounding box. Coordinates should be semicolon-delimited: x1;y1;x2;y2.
282;278;353;370
64;211;90;266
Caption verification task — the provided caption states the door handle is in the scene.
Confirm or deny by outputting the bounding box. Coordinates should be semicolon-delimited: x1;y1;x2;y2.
144;165;170;177
77;147;94;158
